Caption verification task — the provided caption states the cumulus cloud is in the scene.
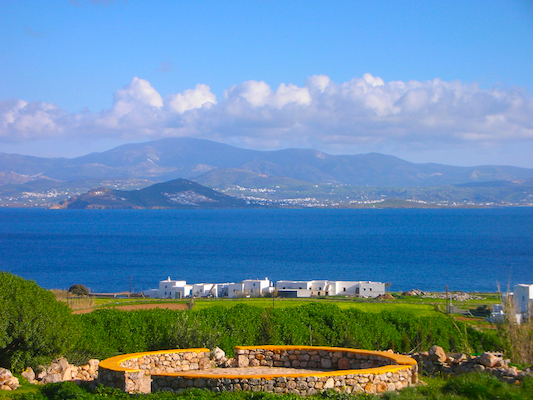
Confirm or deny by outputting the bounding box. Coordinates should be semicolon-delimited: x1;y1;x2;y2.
1;74;533;162
0;99;69;141
166;84;216;114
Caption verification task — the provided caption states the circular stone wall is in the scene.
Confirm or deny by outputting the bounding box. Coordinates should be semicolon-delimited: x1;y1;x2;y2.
98;345;418;395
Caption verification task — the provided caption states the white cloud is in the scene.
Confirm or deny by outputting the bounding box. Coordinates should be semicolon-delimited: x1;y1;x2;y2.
0;99;69;141
166;84;216;114
1;74;533;166
225;81;273;107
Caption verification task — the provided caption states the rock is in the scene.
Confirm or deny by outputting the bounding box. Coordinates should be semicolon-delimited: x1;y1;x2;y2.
323;378;335;389
473;364;485;372
237;355;249;368
22;367;35;382
88;359;99;371
0;368;19;391
453;353;468;364
250;359;260;367
198;357;212;370
41;372;62;384
405;289;425;296
338;358;350;369
62;365;78;381
429;345;447;364
213;347;225;361
422;359;436;375
36;367;47;380
479;353;499;368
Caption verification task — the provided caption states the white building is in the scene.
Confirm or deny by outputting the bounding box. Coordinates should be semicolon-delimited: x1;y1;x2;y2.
488;284;533;324
143;277;273;299
228;278;273;298
144;277;385;299
143;277;192;299
275;280;385;298
514;284;533;316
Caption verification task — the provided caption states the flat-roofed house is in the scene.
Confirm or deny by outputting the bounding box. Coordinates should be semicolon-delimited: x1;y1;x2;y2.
228;278;273;298
514;284;533;316
143;277;192;299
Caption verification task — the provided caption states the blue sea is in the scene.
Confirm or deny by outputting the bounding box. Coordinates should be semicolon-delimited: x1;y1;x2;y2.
1;208;532;294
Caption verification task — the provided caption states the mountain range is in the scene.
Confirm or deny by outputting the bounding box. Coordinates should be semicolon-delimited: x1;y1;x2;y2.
1;137;533;207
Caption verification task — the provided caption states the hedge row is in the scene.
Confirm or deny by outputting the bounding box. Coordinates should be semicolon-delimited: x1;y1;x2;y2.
68;302;502;363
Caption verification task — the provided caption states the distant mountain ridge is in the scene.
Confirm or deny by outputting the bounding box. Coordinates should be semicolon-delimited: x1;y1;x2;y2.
52;178;253;209
1;137;532;187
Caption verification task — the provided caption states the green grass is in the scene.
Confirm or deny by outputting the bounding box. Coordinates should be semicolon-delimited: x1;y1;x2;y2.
91;298;187;306
5;375;533;400
188;297;439;316
85;293;501;319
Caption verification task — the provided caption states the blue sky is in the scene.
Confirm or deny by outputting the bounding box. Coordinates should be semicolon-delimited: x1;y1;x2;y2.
1;0;533;168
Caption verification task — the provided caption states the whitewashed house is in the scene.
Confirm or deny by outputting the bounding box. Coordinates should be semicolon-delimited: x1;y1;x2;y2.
143;277;193;299
275;280;385;298
488;284;533;324
276;280;313;297
191;283;216;298
228;278;273;298
144;277;385;299
514;284;533;316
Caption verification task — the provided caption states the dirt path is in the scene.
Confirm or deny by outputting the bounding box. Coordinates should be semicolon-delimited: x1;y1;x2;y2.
72;303;189;314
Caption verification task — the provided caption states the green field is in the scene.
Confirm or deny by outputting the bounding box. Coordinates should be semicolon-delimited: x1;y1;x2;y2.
188;297;438;316
86;293;501;319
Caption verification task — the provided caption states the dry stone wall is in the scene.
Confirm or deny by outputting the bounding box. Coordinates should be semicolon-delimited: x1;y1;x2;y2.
234;347;396;370
151;369;415;395
98;348;211;393
120;350;212;373
98;346;417;395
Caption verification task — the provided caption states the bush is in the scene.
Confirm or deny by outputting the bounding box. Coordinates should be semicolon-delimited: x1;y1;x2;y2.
68;284;90;296
0;272;79;371
70;302;502;363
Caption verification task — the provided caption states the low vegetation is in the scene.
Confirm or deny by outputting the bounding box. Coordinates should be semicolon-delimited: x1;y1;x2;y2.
6;374;533;400
65;302;502;364
0;272;78;371
499;299;533;367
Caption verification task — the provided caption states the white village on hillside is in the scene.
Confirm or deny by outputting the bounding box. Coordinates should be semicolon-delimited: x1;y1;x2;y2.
143;277;387;299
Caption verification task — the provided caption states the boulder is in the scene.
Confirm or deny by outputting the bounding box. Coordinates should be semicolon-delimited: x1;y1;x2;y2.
479;352;499;368
0;368;19;391
213;347;225;361
428;345;447;364
21;367;36;383
41;372;62;384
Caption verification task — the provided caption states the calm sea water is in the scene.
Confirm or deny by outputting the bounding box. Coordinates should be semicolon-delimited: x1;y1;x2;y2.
1;208;532;294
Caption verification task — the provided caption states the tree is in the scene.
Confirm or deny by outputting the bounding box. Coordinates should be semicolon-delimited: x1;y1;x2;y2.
0;272;79;371
68;284;90;297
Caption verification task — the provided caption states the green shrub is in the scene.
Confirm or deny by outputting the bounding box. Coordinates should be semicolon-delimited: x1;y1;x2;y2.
70;302;503;363
443;372;533;400
0;272;79;371
68;284;90;297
